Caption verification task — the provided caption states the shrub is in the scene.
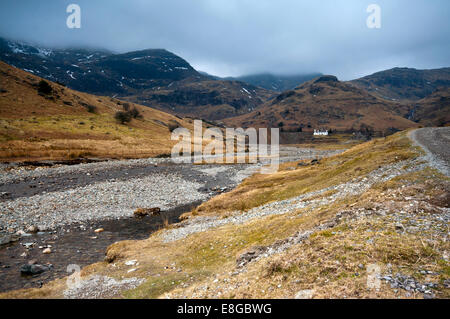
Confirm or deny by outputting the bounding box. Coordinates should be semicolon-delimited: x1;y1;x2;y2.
122;103;130;111
86;104;97;113
37;80;53;96
115;111;132;124
129;107;142;119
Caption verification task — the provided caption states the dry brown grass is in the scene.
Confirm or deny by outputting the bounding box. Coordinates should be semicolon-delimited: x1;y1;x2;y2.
0;61;194;161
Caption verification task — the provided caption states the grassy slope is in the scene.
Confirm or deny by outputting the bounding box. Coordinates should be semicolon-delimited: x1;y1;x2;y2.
3;130;448;299
0;61;193;161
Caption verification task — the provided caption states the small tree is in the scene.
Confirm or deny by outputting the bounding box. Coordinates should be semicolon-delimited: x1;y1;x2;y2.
115;111;132;124
129;107;142;119
86;104;97;113
38;80;52;96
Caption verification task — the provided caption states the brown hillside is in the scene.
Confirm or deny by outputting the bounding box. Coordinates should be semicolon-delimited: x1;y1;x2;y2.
123;79;274;121
0;61;193;161
413;87;450;127
351;67;450;102
224;75;419;133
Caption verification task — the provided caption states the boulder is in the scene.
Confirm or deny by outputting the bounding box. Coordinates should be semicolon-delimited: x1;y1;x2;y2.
20;264;49;275
134;207;161;218
26;225;39;233
0;234;20;246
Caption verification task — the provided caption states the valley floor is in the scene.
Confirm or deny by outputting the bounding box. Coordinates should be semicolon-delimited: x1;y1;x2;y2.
0;128;449;299
0;146;338;293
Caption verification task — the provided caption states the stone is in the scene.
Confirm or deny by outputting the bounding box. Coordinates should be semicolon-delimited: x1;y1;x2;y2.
134;207;161;218
26;225;39;233
125;260;137;266
0;192;10;199
20;264;49;275
23;242;35;249
0;234;20;246
42;248;52;254
94;228;104;233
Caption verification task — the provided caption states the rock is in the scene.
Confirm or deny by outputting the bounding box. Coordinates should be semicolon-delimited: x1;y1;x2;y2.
125;260;137;266
15;230;26;236
26;225;39;233
94;228;104;233
0;192;10;199
0;234;20;246
20;264;49;275
236;246;268;267
23;242;35;249
134;207;161;218
37;225;49;232
42;248;52;254
314;75;338;83
395;223;404;230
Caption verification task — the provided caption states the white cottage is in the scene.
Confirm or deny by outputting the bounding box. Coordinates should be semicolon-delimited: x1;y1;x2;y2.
313;129;329;136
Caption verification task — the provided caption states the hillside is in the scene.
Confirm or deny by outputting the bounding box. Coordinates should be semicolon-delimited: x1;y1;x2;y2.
0;37;202;95
412;88;450;127
124;79;274;121
0;61;193;161
351;67;450;102
224;75;419;133
230;73;323;92
0;37;273;121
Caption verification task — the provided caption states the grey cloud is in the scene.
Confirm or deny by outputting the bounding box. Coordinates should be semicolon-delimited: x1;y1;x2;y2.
0;0;449;80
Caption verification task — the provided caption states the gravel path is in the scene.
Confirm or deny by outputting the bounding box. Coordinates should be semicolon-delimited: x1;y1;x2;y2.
410;127;450;176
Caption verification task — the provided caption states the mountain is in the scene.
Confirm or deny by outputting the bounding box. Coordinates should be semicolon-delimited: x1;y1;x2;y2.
351;67;450;101
0;37;202;95
224;75;419;133
200;71;322;92
411;87;450;127
231;73;322;92
0;37;274;121
124;79;274;121
0;61;193;161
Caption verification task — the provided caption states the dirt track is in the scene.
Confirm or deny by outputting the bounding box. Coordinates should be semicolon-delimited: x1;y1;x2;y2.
410;127;450;176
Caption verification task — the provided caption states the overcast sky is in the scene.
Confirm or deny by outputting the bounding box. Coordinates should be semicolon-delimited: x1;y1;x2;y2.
0;0;449;80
